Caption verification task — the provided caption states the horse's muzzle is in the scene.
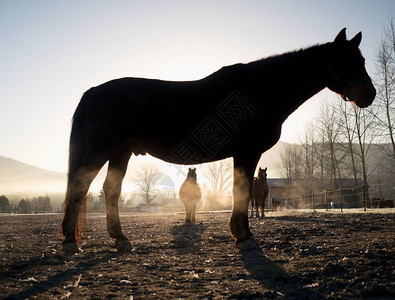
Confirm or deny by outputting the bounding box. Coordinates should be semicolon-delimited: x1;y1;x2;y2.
348;81;376;108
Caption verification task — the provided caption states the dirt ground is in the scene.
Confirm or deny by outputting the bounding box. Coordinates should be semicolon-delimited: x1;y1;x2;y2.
0;210;394;299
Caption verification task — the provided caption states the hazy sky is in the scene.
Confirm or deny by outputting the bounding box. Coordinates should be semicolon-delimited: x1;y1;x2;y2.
1;0;394;173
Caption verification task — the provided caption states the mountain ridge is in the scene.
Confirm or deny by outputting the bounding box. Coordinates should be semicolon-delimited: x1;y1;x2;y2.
0;156;67;195
0;140;288;196
0;156;65;179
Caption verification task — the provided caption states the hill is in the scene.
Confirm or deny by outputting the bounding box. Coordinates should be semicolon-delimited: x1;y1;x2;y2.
0;156;67;195
0;156;65;179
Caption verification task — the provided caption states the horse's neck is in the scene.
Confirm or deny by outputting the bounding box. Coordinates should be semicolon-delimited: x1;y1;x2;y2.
259;177;267;185
251;43;331;116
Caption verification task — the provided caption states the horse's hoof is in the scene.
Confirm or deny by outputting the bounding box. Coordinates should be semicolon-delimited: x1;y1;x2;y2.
236;238;259;251
116;240;132;252
62;242;80;254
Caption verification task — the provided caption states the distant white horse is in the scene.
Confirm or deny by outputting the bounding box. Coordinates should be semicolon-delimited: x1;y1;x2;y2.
179;168;202;223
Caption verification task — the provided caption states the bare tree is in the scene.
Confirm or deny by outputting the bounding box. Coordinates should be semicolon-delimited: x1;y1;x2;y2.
277;142;303;184
299;124;317;186
86;192;96;211
338;100;359;185
203;158;233;199
373;16;395;175
132;162;161;204
352;105;377;185
316;101;344;188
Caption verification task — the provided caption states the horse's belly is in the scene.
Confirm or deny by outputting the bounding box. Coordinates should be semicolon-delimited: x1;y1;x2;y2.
137;133;233;165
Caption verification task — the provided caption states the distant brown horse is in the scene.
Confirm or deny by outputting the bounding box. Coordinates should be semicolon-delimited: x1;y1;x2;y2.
271;197;282;210
179;168;202;223
60;28;375;253
250;167;269;218
371;197;394;208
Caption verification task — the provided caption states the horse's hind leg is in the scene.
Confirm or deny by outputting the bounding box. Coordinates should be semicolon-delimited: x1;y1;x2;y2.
104;146;132;251
62;159;106;253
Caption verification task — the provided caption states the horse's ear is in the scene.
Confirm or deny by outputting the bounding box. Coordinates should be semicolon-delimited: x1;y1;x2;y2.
259;167;262;171
350;32;362;47
264;167;267;171
193;168;196;171
334;28;347;43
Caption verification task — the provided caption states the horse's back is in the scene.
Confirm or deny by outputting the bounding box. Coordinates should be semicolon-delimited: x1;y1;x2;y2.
75;70;282;165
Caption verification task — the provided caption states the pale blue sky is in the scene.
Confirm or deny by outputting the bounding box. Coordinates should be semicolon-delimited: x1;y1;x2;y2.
1;0;394;172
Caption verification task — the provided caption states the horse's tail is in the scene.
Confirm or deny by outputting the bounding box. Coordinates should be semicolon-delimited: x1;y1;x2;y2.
58;89;93;243
68;89;91;187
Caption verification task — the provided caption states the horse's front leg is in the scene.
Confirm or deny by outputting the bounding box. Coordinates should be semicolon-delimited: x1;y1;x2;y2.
255;199;260;218
230;156;260;250
191;202;197;224
249;198;254;218
183;202;191;223
104;149;132;252
260;197;265;218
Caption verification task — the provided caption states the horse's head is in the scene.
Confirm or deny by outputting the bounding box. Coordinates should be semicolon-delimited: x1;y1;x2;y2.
257;167;267;180
326;28;376;108
187;168;197;181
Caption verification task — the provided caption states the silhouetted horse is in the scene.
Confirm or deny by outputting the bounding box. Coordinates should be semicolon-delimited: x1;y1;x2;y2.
250;167;269;218
271;197;282;210
371;197;394;208
60;28;375;252
371;197;380;208
179;168;202;223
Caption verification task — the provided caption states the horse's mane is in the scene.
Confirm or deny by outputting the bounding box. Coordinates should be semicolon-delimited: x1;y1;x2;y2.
207;43;331;80
252;43;328;65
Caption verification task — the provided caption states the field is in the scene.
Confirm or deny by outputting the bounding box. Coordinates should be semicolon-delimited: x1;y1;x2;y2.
0;210;394;299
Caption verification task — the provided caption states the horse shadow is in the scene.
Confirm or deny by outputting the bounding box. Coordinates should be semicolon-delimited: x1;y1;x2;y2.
241;247;293;293
241;236;323;297
169;222;206;255
240;246;325;298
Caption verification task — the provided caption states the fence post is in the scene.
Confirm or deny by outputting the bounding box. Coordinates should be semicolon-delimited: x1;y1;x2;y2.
339;188;343;212
325;190;328;211
363;185;367;212
312;193;315;212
